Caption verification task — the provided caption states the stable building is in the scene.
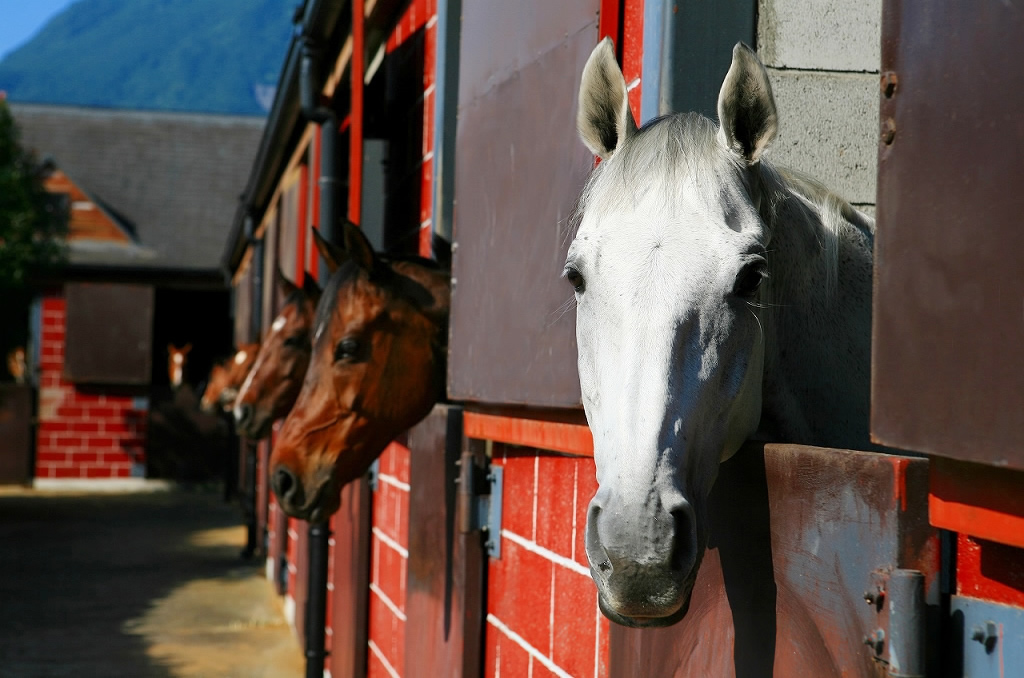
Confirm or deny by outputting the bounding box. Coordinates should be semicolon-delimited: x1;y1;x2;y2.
10;103;263;487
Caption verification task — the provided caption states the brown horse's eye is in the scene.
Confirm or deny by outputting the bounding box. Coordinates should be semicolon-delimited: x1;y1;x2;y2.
334;337;361;363
564;266;585;293
733;261;767;298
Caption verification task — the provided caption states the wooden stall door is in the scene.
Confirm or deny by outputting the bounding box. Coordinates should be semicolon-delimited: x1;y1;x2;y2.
405;405;485;678
0;385;33;484
611;444;939;677
872;1;1024;467
448;0;599;407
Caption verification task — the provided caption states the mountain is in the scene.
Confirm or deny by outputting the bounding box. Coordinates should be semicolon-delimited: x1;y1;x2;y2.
0;0;295;116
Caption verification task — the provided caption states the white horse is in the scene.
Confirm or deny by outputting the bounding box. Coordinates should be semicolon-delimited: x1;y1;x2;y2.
568;39;877;627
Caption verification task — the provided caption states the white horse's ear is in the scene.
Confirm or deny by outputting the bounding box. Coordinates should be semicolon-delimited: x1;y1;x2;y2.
717;42;778;165
578;37;638;160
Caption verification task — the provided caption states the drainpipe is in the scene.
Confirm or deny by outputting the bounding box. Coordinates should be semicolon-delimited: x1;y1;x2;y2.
299;35;334;678
301;37;342;281
243;213;263;561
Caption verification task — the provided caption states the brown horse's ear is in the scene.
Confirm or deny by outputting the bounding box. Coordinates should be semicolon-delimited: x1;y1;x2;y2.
275;266;300;298
182;343;192;355
342;220;375;272
312;227;345;274
302;274;322;303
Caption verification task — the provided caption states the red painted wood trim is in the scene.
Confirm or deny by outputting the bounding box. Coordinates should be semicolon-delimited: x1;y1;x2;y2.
463;411;593;457
955;532;1024;607
929;457;1024;548
598;0;622;50
348;1;365;224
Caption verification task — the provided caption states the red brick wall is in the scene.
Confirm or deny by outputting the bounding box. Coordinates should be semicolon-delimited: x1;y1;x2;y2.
367;441;411;677
486;446;610;678
35;292;148;480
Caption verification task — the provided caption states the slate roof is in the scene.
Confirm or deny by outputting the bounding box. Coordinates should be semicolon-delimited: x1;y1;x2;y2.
10;103;265;272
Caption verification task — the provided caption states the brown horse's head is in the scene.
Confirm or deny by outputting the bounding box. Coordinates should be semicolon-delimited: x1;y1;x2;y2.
200;362;230;413
233;272;321;439
200;343;259;413
270;223;450;521
167;343;191;390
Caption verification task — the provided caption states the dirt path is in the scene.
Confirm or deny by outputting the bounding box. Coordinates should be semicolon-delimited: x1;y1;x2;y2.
0;486;303;678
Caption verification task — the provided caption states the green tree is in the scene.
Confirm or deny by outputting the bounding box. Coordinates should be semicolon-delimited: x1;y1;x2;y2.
0;96;67;288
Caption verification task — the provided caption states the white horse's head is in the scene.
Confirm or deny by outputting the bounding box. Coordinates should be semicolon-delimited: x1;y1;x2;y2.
568;39;778;627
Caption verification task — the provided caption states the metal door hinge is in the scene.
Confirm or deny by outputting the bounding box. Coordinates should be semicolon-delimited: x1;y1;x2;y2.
863;568;926;677
456;449;503;559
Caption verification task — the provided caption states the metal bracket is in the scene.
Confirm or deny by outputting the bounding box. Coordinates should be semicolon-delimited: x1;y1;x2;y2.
367;458;380;491
480;467;503;558
863;568;926;677
456;449;504;559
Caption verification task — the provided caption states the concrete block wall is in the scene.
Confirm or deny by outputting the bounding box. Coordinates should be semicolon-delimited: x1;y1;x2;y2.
757;0;882;210
35;292;148;481
487;445;610;678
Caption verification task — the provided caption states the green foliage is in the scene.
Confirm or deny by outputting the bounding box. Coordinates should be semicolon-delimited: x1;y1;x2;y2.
0;99;67;289
0;0;294;115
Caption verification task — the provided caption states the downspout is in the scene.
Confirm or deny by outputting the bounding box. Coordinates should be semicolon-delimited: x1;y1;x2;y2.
243;212;263;561
299;32;334;678
301;37;341;281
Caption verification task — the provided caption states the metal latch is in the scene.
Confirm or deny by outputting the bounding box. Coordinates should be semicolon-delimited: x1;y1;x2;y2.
864;568;926;677
456;448;504;559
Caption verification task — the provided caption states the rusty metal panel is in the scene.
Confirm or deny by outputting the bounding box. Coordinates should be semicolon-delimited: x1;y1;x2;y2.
872;1;1024;466
64;283;154;385
610;443;940;677
447;0;599;407
405;405;485;678
0;385;33;485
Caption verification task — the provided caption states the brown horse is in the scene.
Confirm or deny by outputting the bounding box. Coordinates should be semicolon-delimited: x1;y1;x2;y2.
269;223;450;521
232;272;321;439
167;343;192;390
200;343;259;413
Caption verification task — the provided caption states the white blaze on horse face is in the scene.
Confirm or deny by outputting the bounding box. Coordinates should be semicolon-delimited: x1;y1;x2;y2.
569;178;766;504
234;313;288;422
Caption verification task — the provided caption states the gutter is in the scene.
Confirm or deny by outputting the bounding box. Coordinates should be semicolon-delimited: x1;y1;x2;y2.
297;5;343;675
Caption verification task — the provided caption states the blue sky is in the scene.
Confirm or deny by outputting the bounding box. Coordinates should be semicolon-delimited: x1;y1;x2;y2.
0;0;79;60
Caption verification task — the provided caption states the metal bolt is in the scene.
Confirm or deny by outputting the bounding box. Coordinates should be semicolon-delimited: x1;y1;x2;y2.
881;71;899;98
863;628;885;655
881;118;897;145
971;621;998;653
864;589;885;608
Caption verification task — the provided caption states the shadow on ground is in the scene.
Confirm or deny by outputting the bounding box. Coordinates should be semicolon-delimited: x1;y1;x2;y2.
0;487;302;678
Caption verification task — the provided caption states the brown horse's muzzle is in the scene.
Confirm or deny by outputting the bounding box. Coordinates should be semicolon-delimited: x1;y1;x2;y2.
271;462;340;522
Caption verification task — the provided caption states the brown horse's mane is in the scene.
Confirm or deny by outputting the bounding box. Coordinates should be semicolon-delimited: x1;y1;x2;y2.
313;255;449;346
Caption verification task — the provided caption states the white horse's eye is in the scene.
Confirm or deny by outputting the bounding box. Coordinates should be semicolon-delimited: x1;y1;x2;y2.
564;266;585;293
733;262;767;298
